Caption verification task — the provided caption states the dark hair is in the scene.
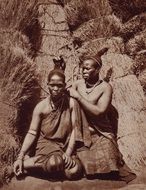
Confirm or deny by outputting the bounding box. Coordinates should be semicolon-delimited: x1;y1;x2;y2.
79;47;108;69
47;69;65;83
82;56;102;69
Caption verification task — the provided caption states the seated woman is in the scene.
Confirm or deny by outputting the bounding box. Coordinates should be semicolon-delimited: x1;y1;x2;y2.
69;49;136;182
13;69;83;180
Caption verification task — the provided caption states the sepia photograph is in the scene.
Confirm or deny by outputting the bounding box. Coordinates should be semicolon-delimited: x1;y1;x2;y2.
0;0;146;189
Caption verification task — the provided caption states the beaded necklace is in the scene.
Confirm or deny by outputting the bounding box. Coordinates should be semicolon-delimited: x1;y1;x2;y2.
85;80;102;94
49;95;64;111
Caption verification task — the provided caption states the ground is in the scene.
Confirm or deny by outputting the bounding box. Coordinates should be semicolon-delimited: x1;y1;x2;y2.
2;176;126;190
2;170;146;190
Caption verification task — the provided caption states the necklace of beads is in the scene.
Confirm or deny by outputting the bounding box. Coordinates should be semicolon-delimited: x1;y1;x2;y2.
85;80;102;94
49;96;64;111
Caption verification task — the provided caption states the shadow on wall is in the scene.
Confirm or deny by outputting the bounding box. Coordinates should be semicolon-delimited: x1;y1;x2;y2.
104;67;119;137
24;18;42;58
107;104;119;137
17;12;43;138
16;81;41;140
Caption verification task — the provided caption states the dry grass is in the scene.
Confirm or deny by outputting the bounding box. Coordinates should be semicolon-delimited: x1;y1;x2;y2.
64;0;89;30
64;0;113;31
0;0;39;32
0;31;41;185
0;0;41;185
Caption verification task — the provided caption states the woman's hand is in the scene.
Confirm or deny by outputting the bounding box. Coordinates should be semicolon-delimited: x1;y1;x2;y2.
69;88;81;100
63;153;76;169
13;159;23;176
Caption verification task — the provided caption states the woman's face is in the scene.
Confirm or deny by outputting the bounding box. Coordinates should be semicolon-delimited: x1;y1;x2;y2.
48;74;66;98
82;59;100;81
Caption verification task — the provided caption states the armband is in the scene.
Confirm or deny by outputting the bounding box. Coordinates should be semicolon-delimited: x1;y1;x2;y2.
28;129;37;136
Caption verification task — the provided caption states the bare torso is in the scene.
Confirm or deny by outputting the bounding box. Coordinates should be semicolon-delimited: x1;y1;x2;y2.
75;79;105;104
73;79;113;133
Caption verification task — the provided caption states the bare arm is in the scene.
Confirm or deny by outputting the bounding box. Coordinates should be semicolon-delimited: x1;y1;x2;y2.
63;98;76;169
65;129;75;156
65;98;75;156
70;84;113;116
14;102;43;176
17;103;42;158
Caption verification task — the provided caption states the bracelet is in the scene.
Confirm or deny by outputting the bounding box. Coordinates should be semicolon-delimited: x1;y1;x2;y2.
17;152;24;160
28;129;37;136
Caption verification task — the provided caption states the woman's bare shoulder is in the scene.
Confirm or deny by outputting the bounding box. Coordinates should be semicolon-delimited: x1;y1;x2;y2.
102;80;113;93
33;97;49;115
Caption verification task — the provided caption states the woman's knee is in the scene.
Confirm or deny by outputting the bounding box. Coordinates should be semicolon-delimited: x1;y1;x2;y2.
44;153;64;173
49;155;56;168
65;159;83;180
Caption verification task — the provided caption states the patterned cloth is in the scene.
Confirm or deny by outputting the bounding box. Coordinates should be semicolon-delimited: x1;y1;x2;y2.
77;131;121;175
76;110;136;182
